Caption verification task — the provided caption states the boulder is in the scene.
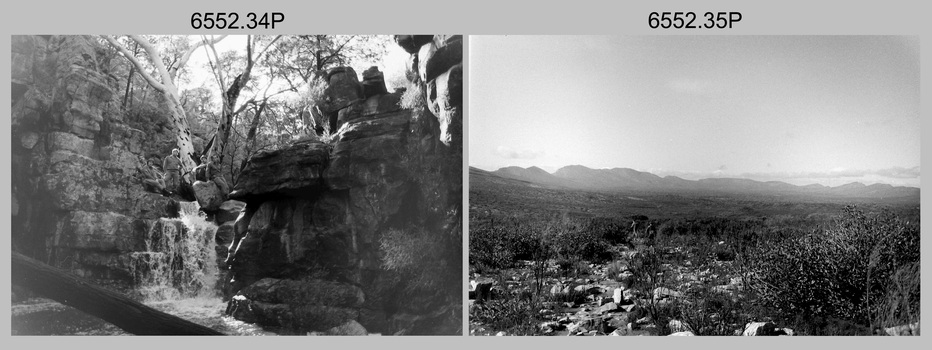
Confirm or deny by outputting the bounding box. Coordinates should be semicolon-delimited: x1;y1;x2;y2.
325;319;368;336
427;63;462;139
325;112;412;191
473;279;493;302
579;317;611;334
742;321;789;336
883;322;919;336
131;192;177;219
417;36;462;84
596;302;619;314
216;200;246;224
230;140;329;200
227;278;365;334
393;35;434;54
669;331;695;336
192;181;224;211
361;66;388;98
226;296;358;335
220;34;462;335
319;67;362;115
362;93;403;116
20;132;39;149
612;288;623;304
653;287;682;300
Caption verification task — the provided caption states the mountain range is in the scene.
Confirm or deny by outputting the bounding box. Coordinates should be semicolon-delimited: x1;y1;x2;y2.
474;165;919;199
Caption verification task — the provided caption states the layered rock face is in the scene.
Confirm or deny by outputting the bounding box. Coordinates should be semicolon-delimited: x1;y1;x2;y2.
11;36;181;286
224;35;462;335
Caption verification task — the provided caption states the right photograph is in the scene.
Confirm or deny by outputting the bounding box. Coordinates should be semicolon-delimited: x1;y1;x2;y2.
467;36;919;336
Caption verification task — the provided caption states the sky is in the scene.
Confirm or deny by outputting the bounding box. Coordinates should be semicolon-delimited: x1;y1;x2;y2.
177;35;409;99
469;36;920;187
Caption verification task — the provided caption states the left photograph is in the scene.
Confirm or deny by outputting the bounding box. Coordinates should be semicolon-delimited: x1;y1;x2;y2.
11;35;463;335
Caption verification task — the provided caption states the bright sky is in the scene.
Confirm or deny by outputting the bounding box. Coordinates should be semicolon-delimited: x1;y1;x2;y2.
469;36;920;187
178;35;409;100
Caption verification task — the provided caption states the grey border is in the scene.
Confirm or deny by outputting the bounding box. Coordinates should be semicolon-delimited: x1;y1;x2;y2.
462;35;471;335
2;0;928;348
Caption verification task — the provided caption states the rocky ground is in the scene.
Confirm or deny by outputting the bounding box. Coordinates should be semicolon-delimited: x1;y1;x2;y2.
468;243;781;337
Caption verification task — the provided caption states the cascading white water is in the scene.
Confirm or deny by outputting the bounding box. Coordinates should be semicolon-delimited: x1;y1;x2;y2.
124;201;274;335
129;201;219;302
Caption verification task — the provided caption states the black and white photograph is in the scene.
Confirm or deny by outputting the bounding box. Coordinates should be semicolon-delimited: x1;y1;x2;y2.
467;35;919;336
10;34;463;335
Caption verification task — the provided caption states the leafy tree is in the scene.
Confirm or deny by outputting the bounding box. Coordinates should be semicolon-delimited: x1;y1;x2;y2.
103;35;227;173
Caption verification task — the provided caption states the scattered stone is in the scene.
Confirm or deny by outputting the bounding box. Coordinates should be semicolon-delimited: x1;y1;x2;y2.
473;279;493;302
652;287;682;300
326;319;367;336
883;322;919;336
596;302;619;314
668;331;695;336
742;321;789;336
20;132;39;149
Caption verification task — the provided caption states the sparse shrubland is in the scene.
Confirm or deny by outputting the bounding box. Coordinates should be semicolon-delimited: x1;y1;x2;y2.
470;203;919;336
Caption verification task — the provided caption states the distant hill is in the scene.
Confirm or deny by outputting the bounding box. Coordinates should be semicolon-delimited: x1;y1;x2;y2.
473;165;920;200
493;166;571;188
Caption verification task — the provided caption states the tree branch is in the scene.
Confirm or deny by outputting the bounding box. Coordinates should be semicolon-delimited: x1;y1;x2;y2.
171;35;228;81
129;35;176;94
102;36;167;93
203;36;227;95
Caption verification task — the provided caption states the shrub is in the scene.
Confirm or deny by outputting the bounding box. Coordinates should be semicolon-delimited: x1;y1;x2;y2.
548;289;588;305
470;296;543;335
676;286;748;336
379;227;461;310
603;260;627;281
399;80;426;111
752;206;920;333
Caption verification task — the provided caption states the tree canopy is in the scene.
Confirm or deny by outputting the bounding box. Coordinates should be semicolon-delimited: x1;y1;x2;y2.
105;34;400;187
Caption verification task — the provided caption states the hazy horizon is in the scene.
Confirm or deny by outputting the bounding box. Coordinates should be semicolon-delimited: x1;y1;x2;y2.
469;36;920;187
471;163;921;188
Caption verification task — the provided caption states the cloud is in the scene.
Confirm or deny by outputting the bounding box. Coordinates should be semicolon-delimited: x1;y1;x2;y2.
658;166;920;187
875;166;921;179
741;166;921;180
494;146;543;160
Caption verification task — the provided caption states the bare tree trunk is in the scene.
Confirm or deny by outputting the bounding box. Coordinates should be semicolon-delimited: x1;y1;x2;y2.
12;252;224;335
121;42;139;110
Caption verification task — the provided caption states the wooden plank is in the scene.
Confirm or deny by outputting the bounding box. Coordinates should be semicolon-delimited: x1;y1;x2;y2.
12;251;224;335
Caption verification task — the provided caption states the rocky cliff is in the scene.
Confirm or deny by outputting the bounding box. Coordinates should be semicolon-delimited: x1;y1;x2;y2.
221;35;463;335
11;35;185;287
11;34;463;335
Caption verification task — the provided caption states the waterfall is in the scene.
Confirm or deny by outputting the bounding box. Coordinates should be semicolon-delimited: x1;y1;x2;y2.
130;201;219;302
179;201;201;217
